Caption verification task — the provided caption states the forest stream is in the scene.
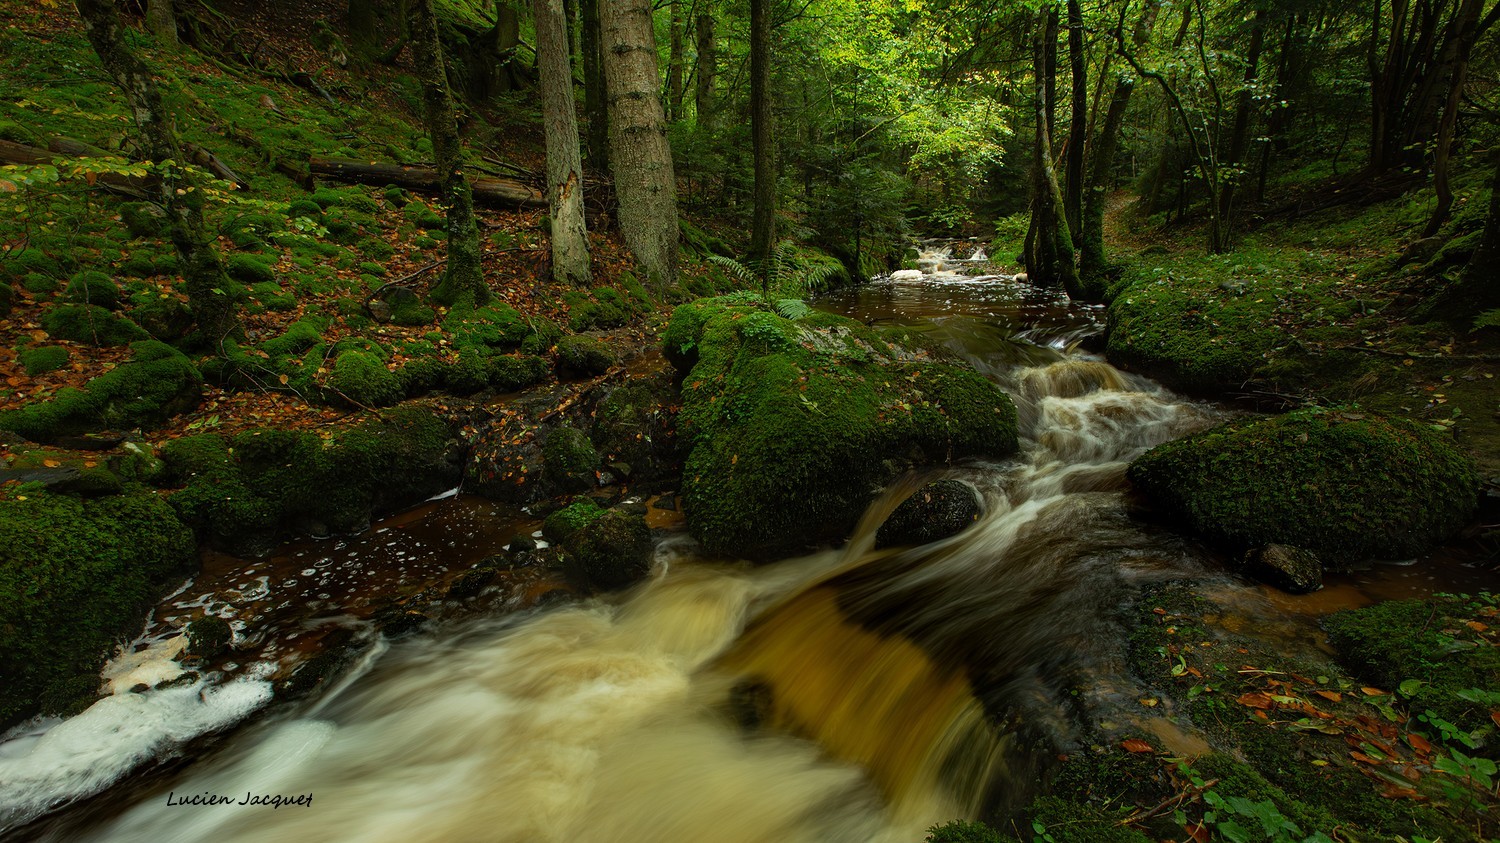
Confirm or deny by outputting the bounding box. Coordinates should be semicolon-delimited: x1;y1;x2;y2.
2;243;1491;843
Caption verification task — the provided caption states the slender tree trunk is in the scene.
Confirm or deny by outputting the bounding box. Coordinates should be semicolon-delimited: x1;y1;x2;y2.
1215;8;1266;240
668;0;685;122
1030;4;1077;293
409;0;488;307
1424;0;1490;235
749;0;775;275
602;0;679;286
563;0;580;76
695;11;715;129
145;0;177;48
1080;0;1158;286
75;0;239;345
1064;0;1086;244
534;0;590;285
581;0;609;171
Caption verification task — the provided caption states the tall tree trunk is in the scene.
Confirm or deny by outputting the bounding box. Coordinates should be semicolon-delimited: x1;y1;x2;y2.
535;0;590;285
409;0;488;308
695;11;715;129
1080;0;1159;287
749;0;775;275
581;0;609;171
1419;151;1500;321
1214;8;1266;242
1424;0;1491;235
1064;0;1086;244
1030;4;1077;293
668;0;685;122
145;0;177;48
602;0;679;286
75;0;238;346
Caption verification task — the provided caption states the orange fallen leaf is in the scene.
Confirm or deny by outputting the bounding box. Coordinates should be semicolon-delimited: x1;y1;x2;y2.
1406;733;1433;753
42;459;60;468
1351;751;1382;765
1466;621;1489;633
1120;739;1154;753
1237;692;1276;709
1315;690;1343;703
1491;711;1500;728
1361;687;1388;696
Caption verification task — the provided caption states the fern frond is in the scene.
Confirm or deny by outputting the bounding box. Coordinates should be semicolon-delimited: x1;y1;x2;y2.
774;298;813;320
707;254;757;285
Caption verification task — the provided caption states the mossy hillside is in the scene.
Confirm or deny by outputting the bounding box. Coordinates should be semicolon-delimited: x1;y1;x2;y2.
0;340;202;442
667;298;1019;558
161;406;456;554
1325;594;1500;749
0;489;197;729
1127;407;1480;566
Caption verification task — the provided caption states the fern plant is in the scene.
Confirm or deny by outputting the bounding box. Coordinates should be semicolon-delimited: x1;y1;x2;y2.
708;240;845;299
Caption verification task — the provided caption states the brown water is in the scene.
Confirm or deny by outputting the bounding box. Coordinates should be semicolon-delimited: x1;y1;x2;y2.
4;248;1494;842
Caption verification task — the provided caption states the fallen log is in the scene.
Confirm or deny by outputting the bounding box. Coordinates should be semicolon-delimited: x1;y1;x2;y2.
0;138;150;198
308;155;546;208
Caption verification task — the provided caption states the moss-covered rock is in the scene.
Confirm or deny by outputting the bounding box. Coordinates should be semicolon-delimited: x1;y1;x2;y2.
0;341;201;442
667;297;1018;558
330;349;402;407
543;425;598;492
1126;407;1480;566
590;372;680;485
42;303;149;345
488;354;550;391
185;615;232;659
226;253;276;285
386;287;435;326
542;497;606;543
119;202;168;238
129;297;193;341
555;335;617;378
63;270;121;309
876;479;982;548
0;490;196;729
18;344;69;376
562;509;653;592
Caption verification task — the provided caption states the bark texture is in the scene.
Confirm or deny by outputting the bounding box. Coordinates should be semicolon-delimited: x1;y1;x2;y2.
1029;5;1077;293
749;0;776;272
1064;0;1085;243
534;0;591;285
145;0;178;48
582;0;609;170
602;0;679;286
409;0;488;307
75;0;238;345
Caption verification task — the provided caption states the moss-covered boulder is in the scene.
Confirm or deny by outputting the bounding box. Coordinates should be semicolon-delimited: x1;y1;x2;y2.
18;345;69;376
0;340;201;442
590;372;681;485
876;479;982;548
0;489;197;729
1127;407;1480;567
42;303;149;346
543;425;598;492
541;497;606;543
330;349;402;407
562;509;653;592
666;297;1018;558
63;270;121;310
555;335;617;378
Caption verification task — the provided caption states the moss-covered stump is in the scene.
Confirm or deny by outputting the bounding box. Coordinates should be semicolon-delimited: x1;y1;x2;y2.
561;509;653;593
664;296;1018;558
0;340;202;442
1127;407;1480;569
161;406;459;555
0;489;197;729
1325;594;1500;752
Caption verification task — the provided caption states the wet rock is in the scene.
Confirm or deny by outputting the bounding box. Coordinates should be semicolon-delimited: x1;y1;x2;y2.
728;679;774;731
507;535;537;554
276;628;368;700
445;563;498;600
55;432;127;451
562;509;653;593
590;371;681;488
186;616;233;659
542;497;605;543
875;480;982;549
153;671;199;690
1397;236;1445;267
542;425;598;493
1244;544;1323;594
555;335;618;379
373;606;429;638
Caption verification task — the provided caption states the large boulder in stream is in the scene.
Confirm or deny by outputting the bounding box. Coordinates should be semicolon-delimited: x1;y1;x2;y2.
1127;407;1480;569
663;295;1018;558
875;479;983;548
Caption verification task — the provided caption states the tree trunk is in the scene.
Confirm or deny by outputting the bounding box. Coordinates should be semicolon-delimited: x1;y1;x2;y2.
1064;0;1085;244
409;0;488;308
581;0;608;171
1424;0;1489;235
668;0;685;122
1029;4;1077;294
75;0;238;346
749;0;775;275
145;0;177;48
695;11;715;129
1080;0;1158;287
534;0;591;286
1419;151;1500;321
1214;8;1266;242
602;0;679;286
309;157;544;206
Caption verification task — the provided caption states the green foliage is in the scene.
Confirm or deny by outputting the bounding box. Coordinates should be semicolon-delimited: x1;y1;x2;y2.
924;820;1011;843
225;253;277;284
0;490;196;728
1127;407;1480;566
63;270;121;309
708;241;849;299
488;353;550;391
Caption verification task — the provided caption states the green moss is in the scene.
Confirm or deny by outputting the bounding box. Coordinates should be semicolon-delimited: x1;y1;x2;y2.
668;299;1018;557
488;354;550;391
18;345;69;375
330;350;402;407
0;340;201;441
42;303;149;345
250;281;296;311
63;270;121;309
119;202;168;238
1127;407;1481;566
403;200;444;230
262;319;324;358
22;272;60;295
541;497;606;543
566;291;630;332
562;509;653;592
543;425;598;492
1027;797;1150;843
285;199;323;220
555;335;617;378
0;490;196;728
226;253;276;285
398;357;446;396
387;288;435;326
358;236;396;261
444;346;491;395
446;303;539;349
924;820;1012;843
520;317;564;355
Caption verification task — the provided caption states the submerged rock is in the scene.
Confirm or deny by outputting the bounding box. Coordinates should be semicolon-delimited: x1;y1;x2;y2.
1243;544;1323;594
1127;407;1480;567
663;296;1018;558
875;479;982;548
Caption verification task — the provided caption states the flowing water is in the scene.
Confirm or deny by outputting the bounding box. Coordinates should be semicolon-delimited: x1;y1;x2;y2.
4;243;1492;841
